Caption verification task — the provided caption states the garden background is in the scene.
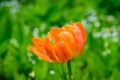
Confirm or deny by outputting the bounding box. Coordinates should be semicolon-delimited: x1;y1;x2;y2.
0;0;120;80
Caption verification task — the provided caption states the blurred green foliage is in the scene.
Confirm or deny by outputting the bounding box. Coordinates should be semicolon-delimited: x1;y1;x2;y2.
0;0;120;80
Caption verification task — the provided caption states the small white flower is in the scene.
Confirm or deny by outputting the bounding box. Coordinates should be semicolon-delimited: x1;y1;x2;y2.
27;53;33;57
87;16;97;22
104;42;109;48
102;49;111;56
33;28;39;36
111;31;118;37
102;51;107;56
92;32;101;38
28;57;32;62
102;33;111;39
49;70;55;75
29;71;35;78
106;49;111;54
106;15;114;22
10;38;19;48
31;60;36;64
94;21;101;27
81;19;87;26
111;37;119;42
40;23;47;32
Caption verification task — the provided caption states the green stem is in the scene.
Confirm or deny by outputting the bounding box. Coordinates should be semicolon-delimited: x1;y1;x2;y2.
67;60;74;80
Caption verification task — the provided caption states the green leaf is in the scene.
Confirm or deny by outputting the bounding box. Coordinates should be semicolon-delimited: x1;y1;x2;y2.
110;68;120;80
33;61;48;80
0;10;12;43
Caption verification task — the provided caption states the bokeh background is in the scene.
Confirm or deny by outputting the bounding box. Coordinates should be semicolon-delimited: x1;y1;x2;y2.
0;0;120;80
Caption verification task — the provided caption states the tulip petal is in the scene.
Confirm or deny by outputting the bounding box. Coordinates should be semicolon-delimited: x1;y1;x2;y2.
73;24;84;56
50;27;76;55
54;42;68;62
54;41;72;62
60;41;72;61
49;27;63;44
62;25;78;55
30;46;52;62
63;25;74;35
32;36;45;47
58;31;76;52
76;22;87;41
45;36;60;62
35;45;47;55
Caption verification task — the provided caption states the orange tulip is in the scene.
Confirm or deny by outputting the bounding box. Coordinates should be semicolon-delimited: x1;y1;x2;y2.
30;22;86;62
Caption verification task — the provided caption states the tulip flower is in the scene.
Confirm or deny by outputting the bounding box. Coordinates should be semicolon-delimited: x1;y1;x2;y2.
30;22;86;63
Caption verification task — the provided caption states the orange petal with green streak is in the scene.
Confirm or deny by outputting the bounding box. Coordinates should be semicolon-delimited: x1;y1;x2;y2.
49;27;63;44
62;25;74;35
45;36;60;62
30;46;52;62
